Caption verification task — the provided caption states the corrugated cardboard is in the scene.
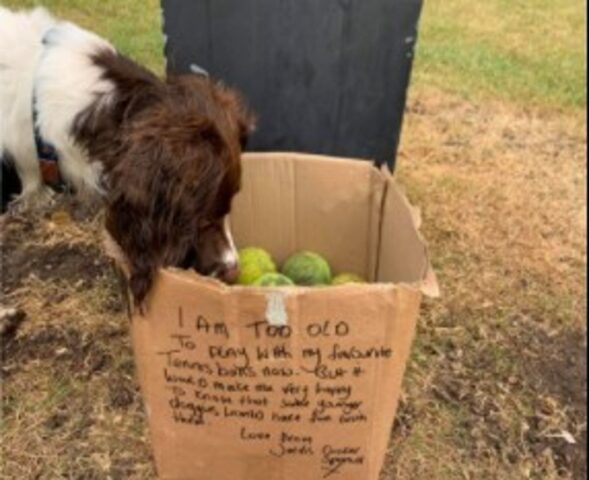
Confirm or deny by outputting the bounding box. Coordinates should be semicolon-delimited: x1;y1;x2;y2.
111;152;438;480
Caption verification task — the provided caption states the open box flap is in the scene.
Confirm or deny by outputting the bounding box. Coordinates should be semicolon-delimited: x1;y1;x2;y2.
378;165;440;298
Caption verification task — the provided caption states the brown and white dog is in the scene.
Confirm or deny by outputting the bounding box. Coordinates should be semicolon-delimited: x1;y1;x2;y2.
0;7;254;307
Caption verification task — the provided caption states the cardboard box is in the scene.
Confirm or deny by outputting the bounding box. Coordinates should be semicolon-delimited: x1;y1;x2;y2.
114;153;438;480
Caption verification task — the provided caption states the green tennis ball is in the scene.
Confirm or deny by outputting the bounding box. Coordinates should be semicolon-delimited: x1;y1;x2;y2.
253;273;295;287
332;273;366;285
282;251;332;286
237;247;277;285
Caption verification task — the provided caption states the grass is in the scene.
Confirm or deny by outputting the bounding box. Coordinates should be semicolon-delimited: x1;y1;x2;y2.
1;0;164;72
2;0;586;113
416;0;587;112
389;90;587;478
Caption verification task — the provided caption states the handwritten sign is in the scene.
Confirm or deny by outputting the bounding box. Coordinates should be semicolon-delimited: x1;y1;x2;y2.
151;307;394;479
128;272;422;480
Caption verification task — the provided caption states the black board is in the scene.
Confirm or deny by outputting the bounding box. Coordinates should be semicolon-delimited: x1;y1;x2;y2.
161;0;423;170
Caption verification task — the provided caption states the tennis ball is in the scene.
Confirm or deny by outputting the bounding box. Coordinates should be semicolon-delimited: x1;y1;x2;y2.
332;273;366;285
282;251;332;286
253;273;295;287
237;247;277;285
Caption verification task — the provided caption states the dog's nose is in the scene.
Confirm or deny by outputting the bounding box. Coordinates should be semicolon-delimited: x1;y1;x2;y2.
219;261;240;284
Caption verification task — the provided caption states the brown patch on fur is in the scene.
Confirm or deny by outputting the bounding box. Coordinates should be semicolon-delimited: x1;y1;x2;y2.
72;49;255;307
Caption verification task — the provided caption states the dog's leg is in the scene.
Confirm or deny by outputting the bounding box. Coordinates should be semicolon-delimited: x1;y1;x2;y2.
8;150;55;212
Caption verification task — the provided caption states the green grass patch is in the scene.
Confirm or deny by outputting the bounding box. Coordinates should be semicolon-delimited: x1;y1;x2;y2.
3;0;585;110
2;0;164;72
415;0;587;110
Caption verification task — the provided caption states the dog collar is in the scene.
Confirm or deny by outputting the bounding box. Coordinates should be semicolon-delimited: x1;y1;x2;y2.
32;85;65;191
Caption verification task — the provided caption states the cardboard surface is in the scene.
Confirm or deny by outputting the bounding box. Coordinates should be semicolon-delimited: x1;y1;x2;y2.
118;153;437;480
230;153;386;280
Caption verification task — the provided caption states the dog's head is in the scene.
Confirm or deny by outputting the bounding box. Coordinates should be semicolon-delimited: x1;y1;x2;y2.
78;53;254;308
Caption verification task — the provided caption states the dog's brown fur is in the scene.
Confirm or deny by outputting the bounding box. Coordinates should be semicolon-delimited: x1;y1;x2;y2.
72;49;254;307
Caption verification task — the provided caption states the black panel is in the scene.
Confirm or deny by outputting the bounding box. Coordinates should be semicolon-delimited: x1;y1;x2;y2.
162;0;422;170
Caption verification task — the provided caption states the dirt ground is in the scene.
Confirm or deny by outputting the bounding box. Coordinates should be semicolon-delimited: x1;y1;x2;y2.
1;89;586;479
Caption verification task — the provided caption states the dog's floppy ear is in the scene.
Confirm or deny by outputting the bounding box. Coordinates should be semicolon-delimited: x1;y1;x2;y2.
104;119;230;311
105;186;157;312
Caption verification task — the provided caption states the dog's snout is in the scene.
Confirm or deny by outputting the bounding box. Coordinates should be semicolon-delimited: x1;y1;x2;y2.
196;216;240;283
219;260;240;284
